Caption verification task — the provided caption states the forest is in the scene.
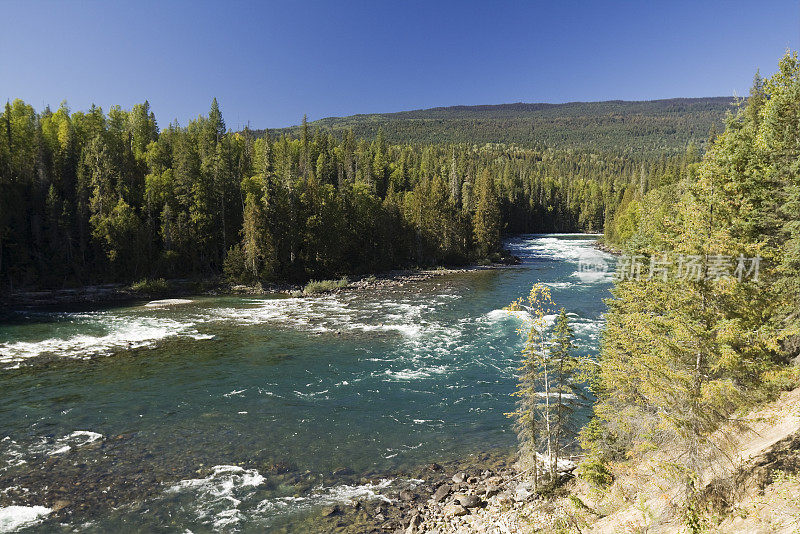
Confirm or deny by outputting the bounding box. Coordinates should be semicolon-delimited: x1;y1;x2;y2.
579;51;800;521
266;97;731;155
0;97;713;289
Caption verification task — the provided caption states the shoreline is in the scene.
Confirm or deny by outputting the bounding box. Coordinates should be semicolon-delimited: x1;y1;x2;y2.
593;239;621;255
0;442;520;533
298;448;578;534
0;261;522;313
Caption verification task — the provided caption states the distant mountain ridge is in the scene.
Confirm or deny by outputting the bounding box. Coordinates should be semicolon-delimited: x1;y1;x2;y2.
259;97;737;154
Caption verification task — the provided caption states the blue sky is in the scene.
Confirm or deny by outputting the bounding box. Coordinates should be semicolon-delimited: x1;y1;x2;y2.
2;0;798;128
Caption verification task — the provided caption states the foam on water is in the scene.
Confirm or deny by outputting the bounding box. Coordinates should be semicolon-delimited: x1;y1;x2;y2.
0;315;208;367
29;431;103;456
144;299;194;308
383;364;450;381
0;505;51;533
0;438;25;474
483;309;557;332
254;479;394;516
507;234;615;285
0;274;456;369
167;465;266;530
168;465;394;529
204;295;429;340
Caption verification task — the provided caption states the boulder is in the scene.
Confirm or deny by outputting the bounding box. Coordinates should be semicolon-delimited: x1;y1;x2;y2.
454;493;483;508
399;489;416;502
496;491;515;506
443;503;469;517
431;483;451;503
485;485;502;498
322;505;341;516
513;484;533;502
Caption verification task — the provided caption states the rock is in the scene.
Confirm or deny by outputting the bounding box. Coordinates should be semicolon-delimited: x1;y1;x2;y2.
428;462;443;471
51;500;70;512
485;476;503;487
374;513;385;522
399;489;415;502
332;467;354;476
451;472;467;484
467;476;479;484
513;484;533;502
485;485;502;498
431;483;451;503
322;505;341;516
405;512;422;534
454;493;483;508
443;503;469;517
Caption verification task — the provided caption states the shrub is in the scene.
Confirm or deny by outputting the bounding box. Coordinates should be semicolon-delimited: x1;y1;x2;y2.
302;277;348;295
129;278;169;295
576;455;614;490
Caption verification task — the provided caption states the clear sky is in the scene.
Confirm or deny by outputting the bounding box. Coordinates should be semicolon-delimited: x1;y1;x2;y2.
2;0;798;128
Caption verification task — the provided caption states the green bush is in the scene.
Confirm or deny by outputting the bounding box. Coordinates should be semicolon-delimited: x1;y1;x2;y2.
129;278;169;294
302;277;348;295
576;455;614;489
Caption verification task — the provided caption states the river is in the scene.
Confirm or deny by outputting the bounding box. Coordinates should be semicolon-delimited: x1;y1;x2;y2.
0;234;614;533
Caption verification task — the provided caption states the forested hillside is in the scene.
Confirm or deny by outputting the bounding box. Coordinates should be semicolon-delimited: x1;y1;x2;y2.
580;52;800;528
264;98;733;154
0;94;718;290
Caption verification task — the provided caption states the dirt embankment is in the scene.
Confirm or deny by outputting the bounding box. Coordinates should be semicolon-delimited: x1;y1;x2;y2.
582;386;800;534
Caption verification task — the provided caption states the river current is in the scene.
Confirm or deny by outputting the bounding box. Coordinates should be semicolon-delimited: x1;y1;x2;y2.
0;234;614;532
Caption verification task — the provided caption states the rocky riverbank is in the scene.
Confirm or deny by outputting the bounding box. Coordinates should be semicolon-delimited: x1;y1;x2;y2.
304;450;578;534
592;240;620;255
0;444;556;534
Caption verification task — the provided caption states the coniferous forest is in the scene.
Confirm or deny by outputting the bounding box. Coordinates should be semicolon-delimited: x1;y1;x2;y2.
0;98;714;290
4;1;800;532
579;52;800;515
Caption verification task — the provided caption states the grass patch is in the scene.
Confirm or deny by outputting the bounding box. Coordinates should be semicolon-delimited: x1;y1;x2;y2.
129;278;169;294
302;277;348;295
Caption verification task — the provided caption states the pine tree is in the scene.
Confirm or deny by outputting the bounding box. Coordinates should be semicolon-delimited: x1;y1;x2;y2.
550;308;585;478
506;283;556;487
473;168;501;257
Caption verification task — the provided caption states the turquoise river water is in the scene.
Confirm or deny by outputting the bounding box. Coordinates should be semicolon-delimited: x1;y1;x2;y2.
0;234;614;533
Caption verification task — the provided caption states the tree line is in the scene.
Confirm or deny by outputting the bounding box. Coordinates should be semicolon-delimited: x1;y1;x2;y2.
266;98;731;156
0;98;698;290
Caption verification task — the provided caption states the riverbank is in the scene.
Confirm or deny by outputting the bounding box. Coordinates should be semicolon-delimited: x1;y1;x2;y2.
0;260;521;313
592;239;621;255
0;444;520;534
305;449;583;534
0;234;610;532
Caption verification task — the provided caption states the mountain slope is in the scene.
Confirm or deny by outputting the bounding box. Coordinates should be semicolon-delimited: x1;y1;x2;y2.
262;97;736;154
